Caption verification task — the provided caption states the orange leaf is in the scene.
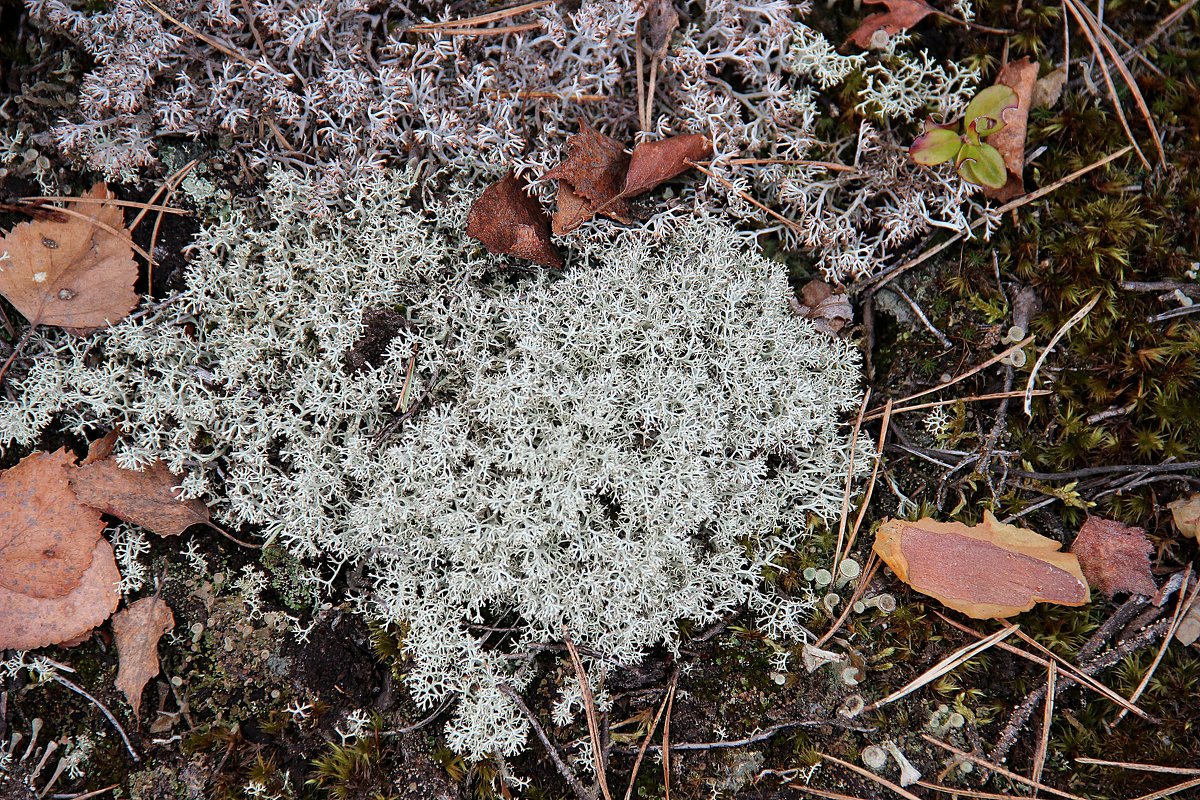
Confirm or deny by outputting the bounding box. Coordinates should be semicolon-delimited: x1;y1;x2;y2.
0;182;139;334
0;538;121;651
71;458;211;537
543;122;633;233
620;133;712;199
983;58;1039;202
874;512;1089;619
846;0;938;49
112;597;175;719
0;448;107;598
466;173;563;269
1069;517;1157;599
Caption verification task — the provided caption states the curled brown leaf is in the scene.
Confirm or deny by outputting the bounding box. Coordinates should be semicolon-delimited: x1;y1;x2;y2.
983;58;1039;202
620;133;713;199
71;458;211;538
466;172;563;269
112;597;176;719
847;0;938;49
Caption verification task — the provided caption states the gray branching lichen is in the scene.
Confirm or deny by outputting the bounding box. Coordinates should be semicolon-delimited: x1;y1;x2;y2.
0;170;865;757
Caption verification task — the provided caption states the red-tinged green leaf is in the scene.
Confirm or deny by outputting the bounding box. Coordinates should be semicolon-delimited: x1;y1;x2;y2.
963;84;1019;137
910;127;962;166
957;142;1008;189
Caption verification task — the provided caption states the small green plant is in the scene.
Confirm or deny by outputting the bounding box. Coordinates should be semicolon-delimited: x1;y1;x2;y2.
909;84;1019;189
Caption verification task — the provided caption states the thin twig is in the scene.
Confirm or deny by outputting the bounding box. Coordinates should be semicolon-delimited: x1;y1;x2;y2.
31;204;152;263
814;553;880;649
889;285;953;349
726;158;857;172
915;782;1036;800
49;674;139;762
841;400;891;566
564;631;613;800
0;324;35;386
412;23;541;35
498;684;591;800
865;390;1051;422
204;521;262;549
1031;660;1056;788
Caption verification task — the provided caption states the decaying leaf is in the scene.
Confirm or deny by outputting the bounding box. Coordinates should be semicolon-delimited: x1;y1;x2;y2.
71;458;211;537
466;172;563;269
1070;517;1157;598
1032;65;1068;109
1177;589;1200;647
983;58;1038;202
847;0;938;49
874;512;1090;619
0;182;139;334
112;597;175;719
644;0;680;59
0;448;106;598
620;133;713;199
1168;494;1200;539
791;279;852;336
0;538;121;651
543;122;633;234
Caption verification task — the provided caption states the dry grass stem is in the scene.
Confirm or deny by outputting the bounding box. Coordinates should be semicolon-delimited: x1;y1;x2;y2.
831;389;872;580
1031;660;1056;787
488;90;607;102
842;399;891;566
865;390;1051;421
141;0;274;75
819;753;923;800
1023;293;1100;416
1075;759;1200;776
921;734;1086;800
409;0;552;30
622;671;677;800
1128;777;1200;800
880;337;1032;410
865;626;1016;711
793;786;871;800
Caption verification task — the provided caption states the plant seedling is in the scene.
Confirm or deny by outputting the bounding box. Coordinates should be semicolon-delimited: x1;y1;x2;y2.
909;84;1019;189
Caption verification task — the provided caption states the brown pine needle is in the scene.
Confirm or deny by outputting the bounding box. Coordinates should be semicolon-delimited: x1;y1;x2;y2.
622;671;676;800
832;388;871;581
409;0;552;30
20;196;187;216
864;390;1051;421
687;161;803;234
1076;759;1200;776
727;158;858;172
38;204;153;264
916;782;1037;799
1114;568;1196;725
921;735;1087;800
864;626;1016;711
793;787;871;800
142;0;276;77
661;677;677;800
563;631;613;800
1128;777;1200;800
489;90;606;103
814;552;879;648
819;753;923;800
877;337;1032;410
842;399;890;567
1031;660;1056;788
413;23;541;35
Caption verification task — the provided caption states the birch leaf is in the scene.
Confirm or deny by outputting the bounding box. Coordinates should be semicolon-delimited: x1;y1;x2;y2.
466;173;563;269
112;597;176;719
71;458;211;538
847;0;938;49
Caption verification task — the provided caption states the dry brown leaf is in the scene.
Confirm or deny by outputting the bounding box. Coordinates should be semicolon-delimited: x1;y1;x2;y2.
543;122;633;233
82;427;123;465
1033;65;1068;109
644;0;680;59
1168;494;1200;539
0;182;139;334
791;279;852;336
983;58;1039;203
0;448;106;598
620;133;713;199
71;458;211;537
1070;517;1157;598
0;538;121;650
1177;590;1200;647
466;172;563;269
112;597;175;719
846;0;938;49
874;512;1090;619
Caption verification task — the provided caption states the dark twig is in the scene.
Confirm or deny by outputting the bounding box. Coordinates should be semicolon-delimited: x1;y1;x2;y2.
498;683;591;800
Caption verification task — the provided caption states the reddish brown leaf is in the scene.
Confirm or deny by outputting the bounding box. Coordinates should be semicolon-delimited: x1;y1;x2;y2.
543;122;633;232
1069;517;1157;599
112;597;175;719
620;133;713;199
466;173;563;269
82;428;122;465
0;182;139;334
0;538;121;651
983;58;1039;203
874;512;1090;619
0;448;106;598
71;459;211;537
791;279;852;336
847;0;938;49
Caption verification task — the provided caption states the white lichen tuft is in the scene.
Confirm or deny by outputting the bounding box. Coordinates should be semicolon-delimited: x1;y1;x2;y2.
0;169;866;758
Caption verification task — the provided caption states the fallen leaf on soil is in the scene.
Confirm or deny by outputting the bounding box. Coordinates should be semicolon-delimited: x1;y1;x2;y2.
1032;65;1068;109
1176;589;1200;647
620;133;713;199
0;182;139;334
791;279;852;335
983;58;1039;202
543;122;633;234
82;427;123;465
466;172;563;269
112;597;175;719
1168;494;1200;539
71;458;211;537
0;538;121;651
847;0;938;49
0;448;107;598
644;0;680;59
874;512;1090;619
1069;516;1157;598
